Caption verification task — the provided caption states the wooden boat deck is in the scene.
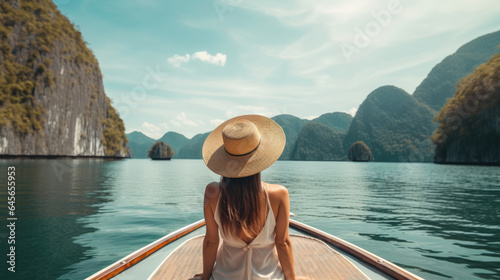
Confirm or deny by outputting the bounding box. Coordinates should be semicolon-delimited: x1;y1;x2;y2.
149;234;370;280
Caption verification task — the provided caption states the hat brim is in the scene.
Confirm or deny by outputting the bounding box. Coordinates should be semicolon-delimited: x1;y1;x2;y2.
202;115;286;178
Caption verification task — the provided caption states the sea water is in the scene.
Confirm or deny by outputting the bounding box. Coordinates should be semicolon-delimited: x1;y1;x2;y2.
0;159;498;280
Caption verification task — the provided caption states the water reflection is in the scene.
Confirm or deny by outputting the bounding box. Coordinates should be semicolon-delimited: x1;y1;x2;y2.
266;161;500;280
0;159;109;280
0;160;498;280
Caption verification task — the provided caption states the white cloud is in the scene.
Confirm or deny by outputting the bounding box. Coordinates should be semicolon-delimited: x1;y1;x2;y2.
172;112;199;127
192;51;227;66
346;107;357;117
171;120;181;127
167;54;190;67
210;119;225;127
140;121;163;139
167;51;227;67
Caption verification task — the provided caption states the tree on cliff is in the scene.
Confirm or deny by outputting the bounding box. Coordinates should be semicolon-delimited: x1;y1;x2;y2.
290;122;345;161
0;0;128;157
431;52;500;163
348;141;373;161
344;86;435;162
148;141;174;160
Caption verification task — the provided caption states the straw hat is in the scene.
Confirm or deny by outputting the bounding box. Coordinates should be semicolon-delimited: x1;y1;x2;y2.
202;115;286;178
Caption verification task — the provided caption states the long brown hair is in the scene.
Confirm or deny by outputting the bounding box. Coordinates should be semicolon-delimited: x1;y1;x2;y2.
218;172;267;240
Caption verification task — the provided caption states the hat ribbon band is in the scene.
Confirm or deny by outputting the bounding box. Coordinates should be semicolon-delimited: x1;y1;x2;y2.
225;139;261;157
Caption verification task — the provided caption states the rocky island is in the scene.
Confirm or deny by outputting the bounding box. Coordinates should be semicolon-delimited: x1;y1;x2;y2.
0;0;128;157
432;53;500;164
348;141;373;162
148;141;174;160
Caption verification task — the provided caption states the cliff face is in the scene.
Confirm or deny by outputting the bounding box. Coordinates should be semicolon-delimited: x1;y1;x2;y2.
344;86;436;162
311;112;353;133
434;106;500;163
291;122;345;161
413;30;500;111
271;114;309;160
176;132;209;159
432;53;500;164
0;0;127;157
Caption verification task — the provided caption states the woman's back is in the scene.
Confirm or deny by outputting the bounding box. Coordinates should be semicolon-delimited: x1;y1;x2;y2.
209;181;285;279
199;114;296;280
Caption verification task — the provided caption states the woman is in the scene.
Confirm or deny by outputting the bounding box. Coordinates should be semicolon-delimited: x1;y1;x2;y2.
193;115;300;280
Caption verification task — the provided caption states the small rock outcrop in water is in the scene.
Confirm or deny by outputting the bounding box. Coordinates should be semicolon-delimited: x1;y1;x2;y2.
0;0;128;157
148;141;174;160
348;141;373;161
431;53;500;164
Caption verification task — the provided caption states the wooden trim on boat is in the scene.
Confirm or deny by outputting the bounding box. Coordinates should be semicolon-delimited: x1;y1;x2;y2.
85;219;206;280
289;219;424;280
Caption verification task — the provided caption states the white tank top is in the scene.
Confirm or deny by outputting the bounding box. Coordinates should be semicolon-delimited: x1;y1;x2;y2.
211;183;285;280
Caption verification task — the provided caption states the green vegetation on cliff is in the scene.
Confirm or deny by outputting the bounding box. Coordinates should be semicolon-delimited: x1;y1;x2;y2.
345;86;435;162
102;97;128;156
0;0;97;133
291;122;345;161
311;112;353;132
158;131;189;157
148;141;174;160
0;0;127;157
413;30;500;111
431;53;500;163
176;132;210;159
271;114;308;160
348;141;373;161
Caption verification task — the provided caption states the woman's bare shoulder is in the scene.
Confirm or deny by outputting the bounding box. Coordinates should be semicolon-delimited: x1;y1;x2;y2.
266;183;289;200
204;181;220;203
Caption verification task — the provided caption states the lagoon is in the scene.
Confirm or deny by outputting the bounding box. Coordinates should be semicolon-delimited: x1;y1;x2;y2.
0;159;498;280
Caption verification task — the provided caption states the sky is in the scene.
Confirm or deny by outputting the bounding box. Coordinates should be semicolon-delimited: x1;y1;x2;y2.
54;0;500;139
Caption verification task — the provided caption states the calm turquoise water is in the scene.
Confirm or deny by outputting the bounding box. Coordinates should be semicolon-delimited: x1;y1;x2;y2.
0;159;499;280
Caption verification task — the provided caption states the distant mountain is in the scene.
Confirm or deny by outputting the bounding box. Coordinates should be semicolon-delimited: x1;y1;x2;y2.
311;112;353;132
432;53;500;164
176;132;210;159
291;122;345;161
158;131;189;158
126;131;156;158
344;86;436;162
127;131;156;145
413;30;500;111
271;114;309;160
125;31;500;163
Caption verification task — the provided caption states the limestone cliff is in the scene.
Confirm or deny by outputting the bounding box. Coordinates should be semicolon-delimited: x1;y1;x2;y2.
0;0;127;157
344;86;436;162
291;122;345;161
432;53;500;164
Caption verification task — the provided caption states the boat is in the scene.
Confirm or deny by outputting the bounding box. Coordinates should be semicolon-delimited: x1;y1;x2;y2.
85;218;424;280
